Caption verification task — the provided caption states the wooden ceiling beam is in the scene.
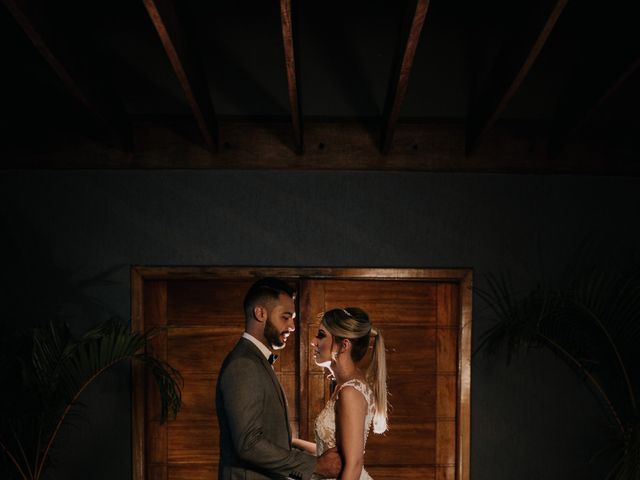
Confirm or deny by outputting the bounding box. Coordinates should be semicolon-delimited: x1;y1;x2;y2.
380;0;430;154
143;0;218;152
3;0;132;149
7;118;638;175
466;0;568;155
279;0;303;154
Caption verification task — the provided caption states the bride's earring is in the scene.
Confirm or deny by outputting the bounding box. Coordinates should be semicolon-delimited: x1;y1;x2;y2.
331;350;338;362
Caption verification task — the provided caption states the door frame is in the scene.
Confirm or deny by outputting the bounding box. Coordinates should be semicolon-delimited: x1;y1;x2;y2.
131;266;472;480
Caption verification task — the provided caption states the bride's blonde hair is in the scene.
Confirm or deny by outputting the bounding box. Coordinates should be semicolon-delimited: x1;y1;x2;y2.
321;307;388;433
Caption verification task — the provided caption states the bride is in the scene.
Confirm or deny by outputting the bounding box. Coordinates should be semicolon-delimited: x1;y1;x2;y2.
293;308;388;480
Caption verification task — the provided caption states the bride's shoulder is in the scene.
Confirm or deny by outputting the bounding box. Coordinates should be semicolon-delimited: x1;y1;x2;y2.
335;383;368;413
336;378;371;401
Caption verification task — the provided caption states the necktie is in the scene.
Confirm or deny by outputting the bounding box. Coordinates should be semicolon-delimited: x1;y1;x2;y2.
268;353;278;365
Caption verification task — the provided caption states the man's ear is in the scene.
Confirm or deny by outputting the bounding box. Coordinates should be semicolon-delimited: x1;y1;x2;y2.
253;305;267;322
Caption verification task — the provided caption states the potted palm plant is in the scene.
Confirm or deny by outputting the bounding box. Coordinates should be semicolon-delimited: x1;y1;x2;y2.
0;220;182;479
475;265;640;479
0;319;182;480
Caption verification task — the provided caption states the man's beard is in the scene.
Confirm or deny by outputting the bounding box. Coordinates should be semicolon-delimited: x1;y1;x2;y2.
264;317;286;350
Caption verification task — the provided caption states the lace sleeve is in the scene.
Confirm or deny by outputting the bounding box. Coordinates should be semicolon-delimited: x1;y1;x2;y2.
335;379;370;401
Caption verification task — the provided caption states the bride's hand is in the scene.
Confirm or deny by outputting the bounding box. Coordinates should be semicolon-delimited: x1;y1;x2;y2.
292;438;317;455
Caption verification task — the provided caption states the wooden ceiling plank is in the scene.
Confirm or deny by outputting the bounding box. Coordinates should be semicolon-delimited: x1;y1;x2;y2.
466;0;568;155
279;0;303;154
143;0;218;152
3;0;133;149
380;0;430;154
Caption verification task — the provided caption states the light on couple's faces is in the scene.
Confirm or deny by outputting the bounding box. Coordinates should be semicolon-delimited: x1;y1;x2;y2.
312;328;334;367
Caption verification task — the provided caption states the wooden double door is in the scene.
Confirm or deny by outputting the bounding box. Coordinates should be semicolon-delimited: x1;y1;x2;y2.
132;268;471;480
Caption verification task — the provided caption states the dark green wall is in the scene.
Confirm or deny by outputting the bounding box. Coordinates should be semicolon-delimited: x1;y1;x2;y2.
1;170;638;479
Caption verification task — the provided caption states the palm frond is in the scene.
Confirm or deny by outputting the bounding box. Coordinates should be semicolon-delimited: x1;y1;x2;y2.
474;274;550;362
32;323;73;398
604;421;640;480
476;265;640;480
567;270;640;414
1;320;182;480
134;354;183;422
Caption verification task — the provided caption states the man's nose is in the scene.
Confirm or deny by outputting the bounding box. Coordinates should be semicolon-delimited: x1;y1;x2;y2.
287;317;296;332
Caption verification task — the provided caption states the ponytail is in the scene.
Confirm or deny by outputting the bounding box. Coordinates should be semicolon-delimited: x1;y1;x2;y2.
367;328;388;433
321;308;389;433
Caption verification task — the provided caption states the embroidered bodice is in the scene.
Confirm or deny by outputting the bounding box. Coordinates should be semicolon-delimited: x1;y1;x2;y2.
311;378;375;480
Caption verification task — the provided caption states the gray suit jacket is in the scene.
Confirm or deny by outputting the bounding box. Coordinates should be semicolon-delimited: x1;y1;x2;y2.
216;338;316;480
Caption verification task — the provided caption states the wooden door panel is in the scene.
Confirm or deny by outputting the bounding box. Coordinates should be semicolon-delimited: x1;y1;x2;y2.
436;466;456;480
168;327;242;373
146;420;167;464
178;373;217;421
322;280;439;326
365;423;436;464
436;420;456;466
168;422;217;463
436;327;459;373
366;467;436;479
375;325;437;373
167;280;251;326
437;374;458;419
147;465;167;480
167;465;217;480
299;279;458;476
135;270;470;480
385;374;436;421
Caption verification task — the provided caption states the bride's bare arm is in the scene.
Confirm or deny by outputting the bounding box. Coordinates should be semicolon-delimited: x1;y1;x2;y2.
292;438;317;455
335;386;367;480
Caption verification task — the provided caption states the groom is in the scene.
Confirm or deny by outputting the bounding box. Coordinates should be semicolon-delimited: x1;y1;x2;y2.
216;277;341;479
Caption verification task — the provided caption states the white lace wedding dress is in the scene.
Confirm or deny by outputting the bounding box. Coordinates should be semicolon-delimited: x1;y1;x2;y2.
310;378;375;480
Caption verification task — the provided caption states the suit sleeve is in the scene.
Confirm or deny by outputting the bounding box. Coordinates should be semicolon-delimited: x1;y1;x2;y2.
219;356;316;479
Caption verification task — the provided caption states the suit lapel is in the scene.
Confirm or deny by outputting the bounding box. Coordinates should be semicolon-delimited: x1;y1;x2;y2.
239;339;289;420
272;371;292;440
264;355;288;410
259;350;292;440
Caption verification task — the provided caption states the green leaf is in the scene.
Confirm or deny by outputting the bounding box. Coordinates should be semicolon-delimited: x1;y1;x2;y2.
0;320;182;480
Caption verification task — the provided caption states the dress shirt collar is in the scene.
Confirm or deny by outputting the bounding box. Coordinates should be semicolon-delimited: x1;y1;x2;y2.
242;332;272;361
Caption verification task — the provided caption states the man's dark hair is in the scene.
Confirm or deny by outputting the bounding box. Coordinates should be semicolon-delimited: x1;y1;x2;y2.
243;277;295;320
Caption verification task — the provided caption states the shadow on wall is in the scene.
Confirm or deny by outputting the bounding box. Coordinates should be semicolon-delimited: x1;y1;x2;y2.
473;236;640;480
0;212;127;479
0;211;125;335
0;212;182;480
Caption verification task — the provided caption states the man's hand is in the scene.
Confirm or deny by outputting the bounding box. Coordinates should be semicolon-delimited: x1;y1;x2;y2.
313;447;342;478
